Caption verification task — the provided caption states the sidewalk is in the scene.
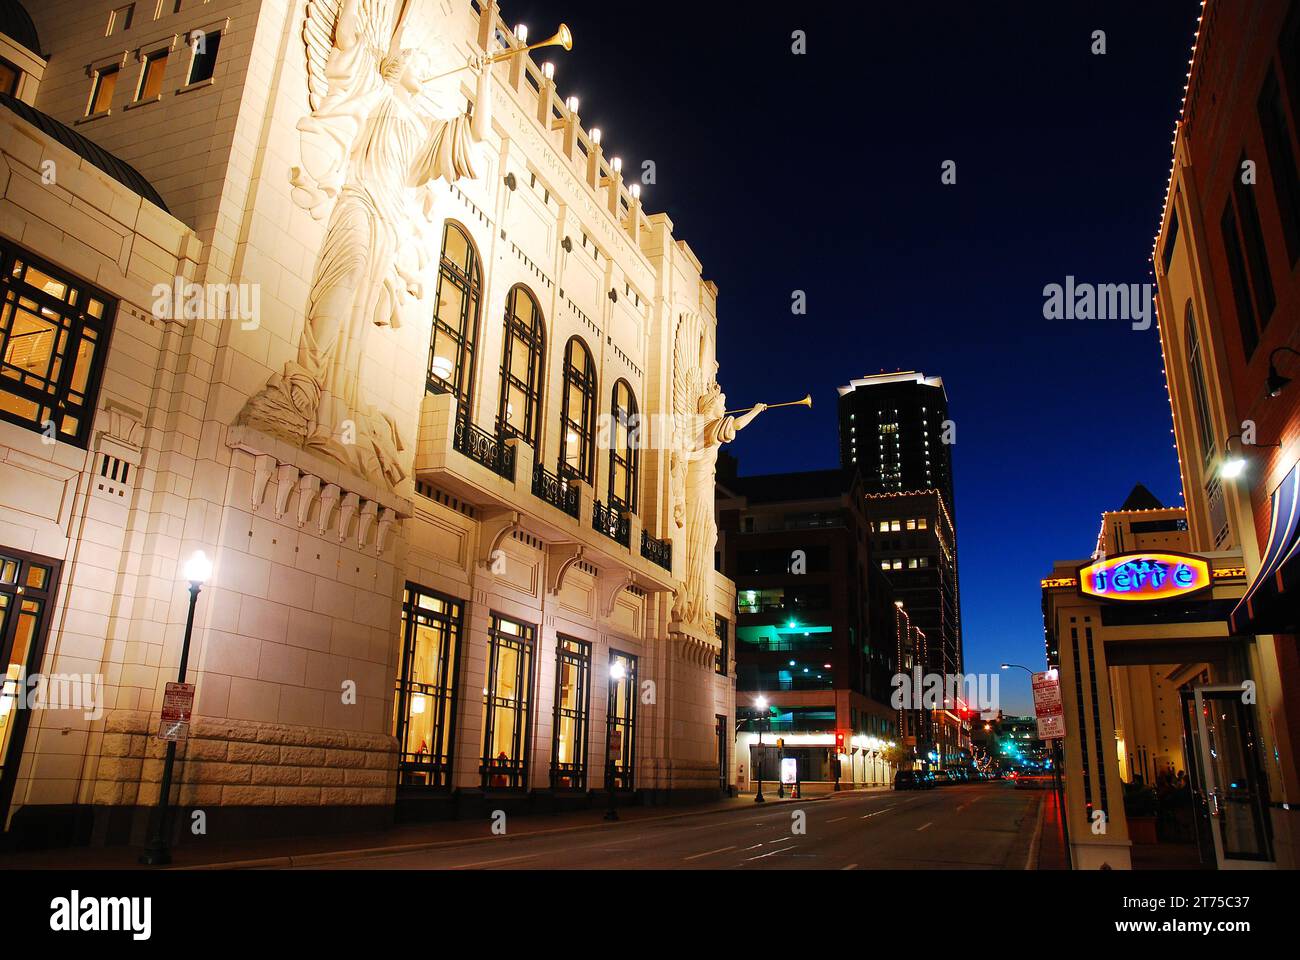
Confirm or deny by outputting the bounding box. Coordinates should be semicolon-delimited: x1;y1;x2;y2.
1036;787;1070;869
0;785;891;870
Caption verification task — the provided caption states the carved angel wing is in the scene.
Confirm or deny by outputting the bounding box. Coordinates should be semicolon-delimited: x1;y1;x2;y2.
302;0;345;113
670;313;704;528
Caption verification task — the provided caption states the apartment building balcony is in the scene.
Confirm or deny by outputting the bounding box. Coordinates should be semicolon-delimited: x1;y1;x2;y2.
414;391;676;594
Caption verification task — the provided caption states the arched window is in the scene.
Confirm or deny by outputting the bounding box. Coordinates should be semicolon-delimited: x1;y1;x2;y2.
1185;301;1216;465
558;336;597;482
427;222;481;412
497;285;545;445
608;379;638;511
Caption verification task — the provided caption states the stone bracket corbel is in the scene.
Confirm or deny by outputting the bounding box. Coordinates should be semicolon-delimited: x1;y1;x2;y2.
337;492;360;543
375;506;397;555
545;543;584;595
295;474;321;527
596;569;635;619
317;483;341;536
356;499;378;549
251;454;275;512
476;508;520;570
273;463;299;519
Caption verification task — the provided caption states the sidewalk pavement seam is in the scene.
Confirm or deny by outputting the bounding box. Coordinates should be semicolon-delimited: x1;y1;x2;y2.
180;787;892;870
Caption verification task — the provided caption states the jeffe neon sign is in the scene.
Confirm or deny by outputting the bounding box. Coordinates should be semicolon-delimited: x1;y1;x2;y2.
1077;552;1211;602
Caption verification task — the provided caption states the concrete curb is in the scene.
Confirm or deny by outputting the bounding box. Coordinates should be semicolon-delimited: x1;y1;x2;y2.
179;787;888;870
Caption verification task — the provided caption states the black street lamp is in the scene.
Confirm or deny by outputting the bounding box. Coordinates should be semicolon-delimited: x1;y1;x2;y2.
753;696;768;803
141;550;211;865
605;659;627;822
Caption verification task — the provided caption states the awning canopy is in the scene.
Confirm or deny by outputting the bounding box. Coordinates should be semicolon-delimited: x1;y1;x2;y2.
1229;459;1300;635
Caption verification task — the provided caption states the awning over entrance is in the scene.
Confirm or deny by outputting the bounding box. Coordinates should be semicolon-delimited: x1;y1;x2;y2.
1229;459;1300;635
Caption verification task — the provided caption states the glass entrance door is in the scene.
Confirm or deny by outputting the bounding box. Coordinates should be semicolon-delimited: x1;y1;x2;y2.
1190;685;1273;867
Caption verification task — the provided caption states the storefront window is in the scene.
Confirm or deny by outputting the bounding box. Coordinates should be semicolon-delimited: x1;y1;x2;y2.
607;651;637;790
482;615;535;789
393;586;462;788
551;636;591;790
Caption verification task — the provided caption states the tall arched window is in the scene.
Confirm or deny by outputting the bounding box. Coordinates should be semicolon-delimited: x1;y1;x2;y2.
608;379;638;511
427;222;481;412
559;336;597;482
1185;301;1216;465
498;285;545;445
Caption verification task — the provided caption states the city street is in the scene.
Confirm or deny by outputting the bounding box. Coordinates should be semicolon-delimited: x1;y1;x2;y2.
301;783;1042;870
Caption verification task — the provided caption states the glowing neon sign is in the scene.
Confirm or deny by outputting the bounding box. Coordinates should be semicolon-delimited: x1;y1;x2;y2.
1077;552;1211;602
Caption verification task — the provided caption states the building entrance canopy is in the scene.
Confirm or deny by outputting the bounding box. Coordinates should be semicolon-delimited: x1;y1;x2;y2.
1229;459;1300;636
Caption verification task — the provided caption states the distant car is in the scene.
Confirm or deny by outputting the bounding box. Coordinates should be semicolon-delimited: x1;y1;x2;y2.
894;770;925;791
934;770;955;786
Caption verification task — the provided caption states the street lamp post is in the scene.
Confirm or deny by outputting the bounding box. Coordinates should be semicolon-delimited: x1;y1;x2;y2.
1001;662;1071;868
606;659;626;822
753;696;767;803
141;550;211;866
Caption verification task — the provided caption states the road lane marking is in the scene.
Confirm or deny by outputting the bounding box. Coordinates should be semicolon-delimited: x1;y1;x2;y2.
916;822;933;832
841;863;858;870
827;816;848;823
448;853;540;869
746;845;796;861
743;843;763;851
683;845;736;861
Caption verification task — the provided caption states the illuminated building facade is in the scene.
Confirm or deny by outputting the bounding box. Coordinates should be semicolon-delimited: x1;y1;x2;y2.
0;0;739;847
717;465;899;787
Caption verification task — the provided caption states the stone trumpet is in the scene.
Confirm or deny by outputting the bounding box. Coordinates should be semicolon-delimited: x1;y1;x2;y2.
725;394;813;415
423;24;573;83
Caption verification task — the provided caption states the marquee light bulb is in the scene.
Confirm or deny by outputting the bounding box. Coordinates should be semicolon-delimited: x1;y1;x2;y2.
590;127;601;145
566;95;580;113
514;23;528;43
542;61;554;80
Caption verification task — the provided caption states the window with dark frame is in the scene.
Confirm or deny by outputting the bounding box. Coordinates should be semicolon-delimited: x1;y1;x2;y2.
550;635;591;790
88;65;118;115
137;48;169;101
481;614;535;790
427;221;481;413
607;650;637;790
0;58;19;98
392;586;463;788
497;285;544;446
186;29;222;85
1232;154;1276;325
1220;200;1260;359
715;615;729;676
0;239;114;447
608;379;638;512
1258;68;1300;267
558;336;597;482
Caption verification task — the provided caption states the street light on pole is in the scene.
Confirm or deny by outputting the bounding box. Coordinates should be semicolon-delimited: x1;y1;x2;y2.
605;659;627;822
753;695;767;803
141;549;211;865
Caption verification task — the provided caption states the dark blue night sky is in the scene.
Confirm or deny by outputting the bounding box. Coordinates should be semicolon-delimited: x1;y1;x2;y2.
506;0;1203;712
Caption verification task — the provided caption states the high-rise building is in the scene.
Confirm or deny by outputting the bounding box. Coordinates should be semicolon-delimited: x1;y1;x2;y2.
837;371;953;510
838;372;963;768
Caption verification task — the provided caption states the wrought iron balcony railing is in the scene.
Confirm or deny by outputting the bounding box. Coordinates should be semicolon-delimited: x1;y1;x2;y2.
452;415;514;481
640;529;671;571
593;500;630;547
532;463;579;518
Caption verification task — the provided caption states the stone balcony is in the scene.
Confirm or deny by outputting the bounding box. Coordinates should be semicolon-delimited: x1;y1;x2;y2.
414;391;678;599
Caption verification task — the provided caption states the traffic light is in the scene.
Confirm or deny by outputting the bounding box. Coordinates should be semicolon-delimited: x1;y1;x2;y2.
835;729;847;753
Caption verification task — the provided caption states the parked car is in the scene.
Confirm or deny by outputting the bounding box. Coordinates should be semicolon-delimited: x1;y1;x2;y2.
894;769;925;790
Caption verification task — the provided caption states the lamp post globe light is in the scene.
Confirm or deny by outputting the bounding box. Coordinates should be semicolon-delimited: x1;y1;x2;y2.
753;695;767;803
140;550;210;865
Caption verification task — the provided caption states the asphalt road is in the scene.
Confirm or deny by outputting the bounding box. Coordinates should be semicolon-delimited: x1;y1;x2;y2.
302;782;1043;870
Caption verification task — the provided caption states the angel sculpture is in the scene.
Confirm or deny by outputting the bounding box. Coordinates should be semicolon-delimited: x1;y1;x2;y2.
670;317;766;634
236;0;491;486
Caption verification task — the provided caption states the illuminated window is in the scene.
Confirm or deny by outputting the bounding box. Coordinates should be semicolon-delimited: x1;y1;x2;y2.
186;29;222;85
393;586;463;788
607;651;637;790
0;548;58;796
497;285;544;445
481;614;535;789
0;240;114;447
427;222;480;412
137;48;169;101
0;58;19;97
558;336;596;482
608;378;638;511
551;636;591;790
88;65;118;115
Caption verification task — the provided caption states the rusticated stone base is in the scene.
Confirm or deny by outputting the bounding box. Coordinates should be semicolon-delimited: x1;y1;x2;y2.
92;709;399;809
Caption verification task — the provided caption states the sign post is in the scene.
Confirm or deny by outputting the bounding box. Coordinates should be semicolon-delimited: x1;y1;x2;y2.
1033;669;1071;868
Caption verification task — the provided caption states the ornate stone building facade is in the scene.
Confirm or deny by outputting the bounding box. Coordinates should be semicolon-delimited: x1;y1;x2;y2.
0;0;743;846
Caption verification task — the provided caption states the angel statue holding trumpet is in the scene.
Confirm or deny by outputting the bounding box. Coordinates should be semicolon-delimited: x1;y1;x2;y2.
237;0;491;485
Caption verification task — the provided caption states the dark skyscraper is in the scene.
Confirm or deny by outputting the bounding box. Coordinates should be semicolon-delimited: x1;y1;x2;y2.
838;373;964;767
837;372;954;510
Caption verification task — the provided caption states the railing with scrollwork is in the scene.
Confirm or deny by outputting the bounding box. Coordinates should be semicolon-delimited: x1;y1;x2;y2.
593;500;630;547
532;464;579;518
640;530;671;570
452;415;514;481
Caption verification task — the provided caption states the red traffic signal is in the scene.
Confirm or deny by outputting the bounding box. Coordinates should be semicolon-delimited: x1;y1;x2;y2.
835;729;847;751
